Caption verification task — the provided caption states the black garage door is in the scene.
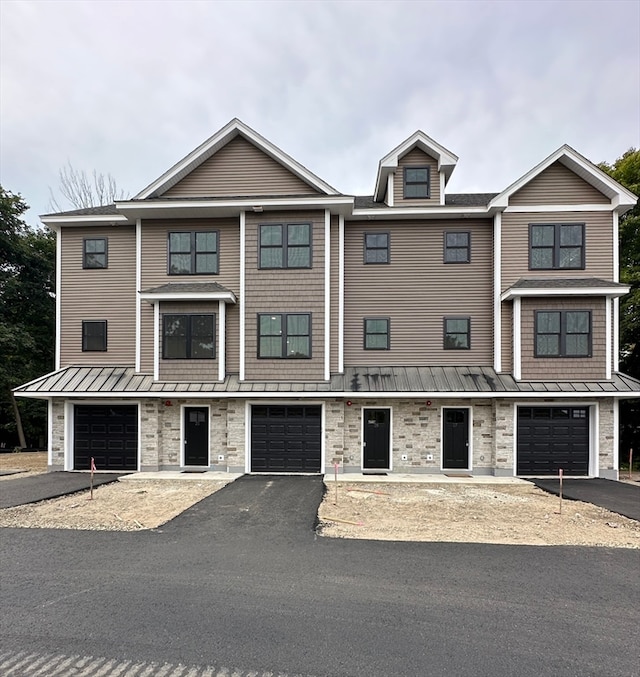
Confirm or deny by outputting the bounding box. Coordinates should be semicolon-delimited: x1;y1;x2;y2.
74;405;138;471
251;405;321;473
517;407;589;476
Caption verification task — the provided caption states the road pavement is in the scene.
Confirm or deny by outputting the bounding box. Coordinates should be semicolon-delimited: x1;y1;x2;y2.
1;476;638;677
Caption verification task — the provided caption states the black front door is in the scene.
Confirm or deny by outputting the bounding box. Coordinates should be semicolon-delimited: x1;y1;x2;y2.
443;408;469;469
184;407;209;466
363;409;391;470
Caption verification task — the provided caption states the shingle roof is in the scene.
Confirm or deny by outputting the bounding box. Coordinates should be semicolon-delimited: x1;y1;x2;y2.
510;278;627;289
353;194;497;209
41;204;119;217
142;282;235;295
14;366;640;397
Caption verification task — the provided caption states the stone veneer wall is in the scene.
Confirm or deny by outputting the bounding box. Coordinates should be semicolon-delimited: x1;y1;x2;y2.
50;399;66;470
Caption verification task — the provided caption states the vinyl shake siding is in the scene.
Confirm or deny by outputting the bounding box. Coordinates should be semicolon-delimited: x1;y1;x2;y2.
344;219;493;366
60;226;136;366
164;136;318;198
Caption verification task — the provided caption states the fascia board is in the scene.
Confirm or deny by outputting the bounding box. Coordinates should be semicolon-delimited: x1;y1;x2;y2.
134;119;339;200
14;389;640;399
351;206;489;220
40;214;130;227
500;285;630;301
139;292;237;303
117;196;353;212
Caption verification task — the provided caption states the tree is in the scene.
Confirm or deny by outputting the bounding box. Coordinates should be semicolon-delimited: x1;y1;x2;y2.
599;149;640;377
0;187;55;449
48;162;128;212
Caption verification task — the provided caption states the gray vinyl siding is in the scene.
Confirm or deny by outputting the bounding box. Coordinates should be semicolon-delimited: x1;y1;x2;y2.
510;162;609;205
344;219;493;366
60;226;136;366
500;302;513;375
139;218;240;374
501;211;614;289
163;136;319;198
330;215;340;372
158;301;218;381
244;210;326;381
520;297;607;380
393;148;442;206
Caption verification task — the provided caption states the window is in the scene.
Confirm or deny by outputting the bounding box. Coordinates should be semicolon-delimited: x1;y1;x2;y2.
258;313;311;358
259;223;311;269
444;317;470;349
163;314;215;359
83;238;107;268
535;310;591;357
364;232;390;264
364;318;390;350
403;166;430;199
82;320;107;351
444;232;470;263
168;231;218;275
530;223;584;270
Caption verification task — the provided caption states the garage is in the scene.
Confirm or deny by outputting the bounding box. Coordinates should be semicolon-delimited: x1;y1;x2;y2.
74;405;138;471
251;405;322;472
517;406;589;476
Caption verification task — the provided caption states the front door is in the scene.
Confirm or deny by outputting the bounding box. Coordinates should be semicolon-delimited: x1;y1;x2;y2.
363;408;391;470
443;408;469;469
184;407;209;466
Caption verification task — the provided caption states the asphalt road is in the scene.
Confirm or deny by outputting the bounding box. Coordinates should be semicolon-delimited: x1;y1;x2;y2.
1;476;638;677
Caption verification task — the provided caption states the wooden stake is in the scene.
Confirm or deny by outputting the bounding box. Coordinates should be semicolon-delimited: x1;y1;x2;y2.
629;448;634;480
346;488;391;496
89;456;95;500
334;462;339;505
321;516;364;526
558;468;563;515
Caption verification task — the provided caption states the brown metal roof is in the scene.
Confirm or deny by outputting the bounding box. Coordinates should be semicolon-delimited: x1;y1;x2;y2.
13;366;640;398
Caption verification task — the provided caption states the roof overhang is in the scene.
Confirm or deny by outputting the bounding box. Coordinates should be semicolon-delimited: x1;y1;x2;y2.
351;206;490;221
374;131;458;202
134;118;339;199
115;196;354;220
140;290;237;303
501;283;630;301
490;145;638;213
40;214;132;229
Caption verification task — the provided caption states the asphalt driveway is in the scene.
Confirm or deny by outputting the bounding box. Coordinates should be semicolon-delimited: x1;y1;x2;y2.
0;471;126;509
528;478;640;521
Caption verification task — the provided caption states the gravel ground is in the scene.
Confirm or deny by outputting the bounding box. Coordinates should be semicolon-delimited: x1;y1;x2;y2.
2;453;639;545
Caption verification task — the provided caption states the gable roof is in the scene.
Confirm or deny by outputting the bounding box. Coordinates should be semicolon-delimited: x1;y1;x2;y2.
134;118;339;200
374;131;459;202
490;145;638;212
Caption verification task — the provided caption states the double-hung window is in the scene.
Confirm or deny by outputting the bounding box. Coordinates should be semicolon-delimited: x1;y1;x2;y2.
82;320;107;351
530;223;584;270
258;313;311;358
444;317;470;349
364;232;390;264
259;223;311;268
535;310;591;357
364;318;390;350
168;231;218;275
403;166;430;198
83;238;108;268
444;232;470;263
163;314;215;359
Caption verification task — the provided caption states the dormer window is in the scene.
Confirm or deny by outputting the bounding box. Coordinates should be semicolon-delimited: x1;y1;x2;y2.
403;166;430;199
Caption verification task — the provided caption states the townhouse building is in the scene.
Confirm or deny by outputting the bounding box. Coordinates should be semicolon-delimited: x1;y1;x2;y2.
16;119;640;477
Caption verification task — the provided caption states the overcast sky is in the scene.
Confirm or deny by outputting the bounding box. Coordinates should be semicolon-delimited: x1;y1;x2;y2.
1;0;639;227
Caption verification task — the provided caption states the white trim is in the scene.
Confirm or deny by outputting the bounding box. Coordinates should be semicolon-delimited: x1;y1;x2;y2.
613;211;621;371
501;285;629;301
64;400;72;470
504;204;613;213
613;211;620;282
134;118;339;200
614;298;620;371
153;303;160;381
440;406;472;472
352;206;489;219
218;301;226;382
439;170;445;204
47;398;53;468
493;212;502;372
513;297;521;380
139;291;236;303
361;406;393;472
591;402;599;477
180;404;211;468
135;219;141;372
605;297;612;380
239;211;246;381
55;228;61;370
41;214;130;227
324;209;331;381
613;398;619;474
338;215;345;373
386;174;394;207
245;400;326;474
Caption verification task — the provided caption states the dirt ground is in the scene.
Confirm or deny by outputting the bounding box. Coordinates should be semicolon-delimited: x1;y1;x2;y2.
1;452;639;546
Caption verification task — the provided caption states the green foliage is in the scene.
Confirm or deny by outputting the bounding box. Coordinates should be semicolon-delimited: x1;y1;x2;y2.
599;149;640;378
0;186;55;448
